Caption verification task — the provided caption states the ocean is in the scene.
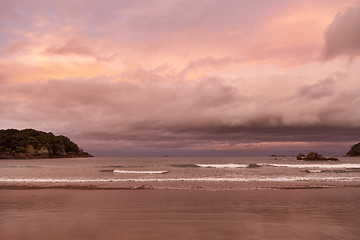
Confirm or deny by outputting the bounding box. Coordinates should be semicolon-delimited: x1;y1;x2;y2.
1;156;360;239
1;156;360;190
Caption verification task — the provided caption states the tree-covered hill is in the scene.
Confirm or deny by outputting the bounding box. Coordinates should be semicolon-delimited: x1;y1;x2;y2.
0;129;93;159
346;142;360;156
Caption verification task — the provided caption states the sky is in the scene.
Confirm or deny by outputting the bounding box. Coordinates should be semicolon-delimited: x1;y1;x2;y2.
1;0;360;156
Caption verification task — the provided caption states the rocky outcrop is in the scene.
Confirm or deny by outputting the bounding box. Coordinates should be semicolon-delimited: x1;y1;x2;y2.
297;152;338;161
296;154;305;160
0;128;93;159
346;142;360;156
0;150;93;159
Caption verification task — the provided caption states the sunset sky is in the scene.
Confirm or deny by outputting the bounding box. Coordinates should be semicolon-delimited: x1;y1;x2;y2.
1;0;360;156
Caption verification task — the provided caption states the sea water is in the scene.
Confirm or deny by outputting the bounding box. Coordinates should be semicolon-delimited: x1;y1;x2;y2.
1;156;360;190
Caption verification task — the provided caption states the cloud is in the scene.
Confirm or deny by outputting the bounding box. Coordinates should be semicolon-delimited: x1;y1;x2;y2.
1;67;359;154
323;4;360;59
1;0;359;155
44;39;117;61
297;78;335;99
5;41;28;54
44;39;93;56
3;0;346;67
185;57;236;71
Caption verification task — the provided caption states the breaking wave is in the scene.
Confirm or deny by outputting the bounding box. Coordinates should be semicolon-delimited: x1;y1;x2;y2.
305;169;322;173
196;163;262;168
194;163;360;170
113;170;168;174
267;164;360;169
196;164;250;168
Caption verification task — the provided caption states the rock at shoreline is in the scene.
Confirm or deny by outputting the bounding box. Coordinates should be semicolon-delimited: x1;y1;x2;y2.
296;154;305;160
0;129;93;159
346;142;360;156
296;152;338;161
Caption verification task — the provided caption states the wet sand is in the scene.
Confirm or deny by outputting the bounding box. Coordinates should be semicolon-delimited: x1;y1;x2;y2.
1;188;360;240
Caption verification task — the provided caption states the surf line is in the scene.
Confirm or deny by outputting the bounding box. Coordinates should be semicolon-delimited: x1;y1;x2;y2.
1;176;360;183
267;163;360;169
113;170;168;174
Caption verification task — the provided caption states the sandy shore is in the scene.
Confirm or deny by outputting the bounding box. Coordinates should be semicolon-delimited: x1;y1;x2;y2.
1;179;359;191
1;187;360;240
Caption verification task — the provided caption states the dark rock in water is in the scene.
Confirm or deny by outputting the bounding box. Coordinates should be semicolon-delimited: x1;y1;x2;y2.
0;128;93;159
170;164;200;168
247;163;262;168
297;154;305;160
306;152;321;160
99;169;115;173
296;152;338;161
346;142;360;156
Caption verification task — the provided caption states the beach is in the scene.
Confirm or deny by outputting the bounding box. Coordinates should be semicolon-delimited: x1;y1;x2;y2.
1;188;360;240
1;156;360;239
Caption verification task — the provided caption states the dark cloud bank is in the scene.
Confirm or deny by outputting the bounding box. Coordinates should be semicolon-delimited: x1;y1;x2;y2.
1;68;359;156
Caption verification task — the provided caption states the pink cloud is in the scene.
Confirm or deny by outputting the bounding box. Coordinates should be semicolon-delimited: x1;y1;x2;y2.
43;39;117;62
5;41;28;54
323;4;360;59
44;39;92;56
3;0;346;67
0;66;359;155
1;0;359;155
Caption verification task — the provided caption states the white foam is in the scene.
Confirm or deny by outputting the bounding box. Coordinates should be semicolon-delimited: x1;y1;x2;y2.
196;163;249;168
113;170;168;174
267;163;360;169
1;176;360;183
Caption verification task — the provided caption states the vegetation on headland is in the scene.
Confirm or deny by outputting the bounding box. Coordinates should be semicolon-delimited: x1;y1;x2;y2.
346;142;360;156
0;129;93;159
